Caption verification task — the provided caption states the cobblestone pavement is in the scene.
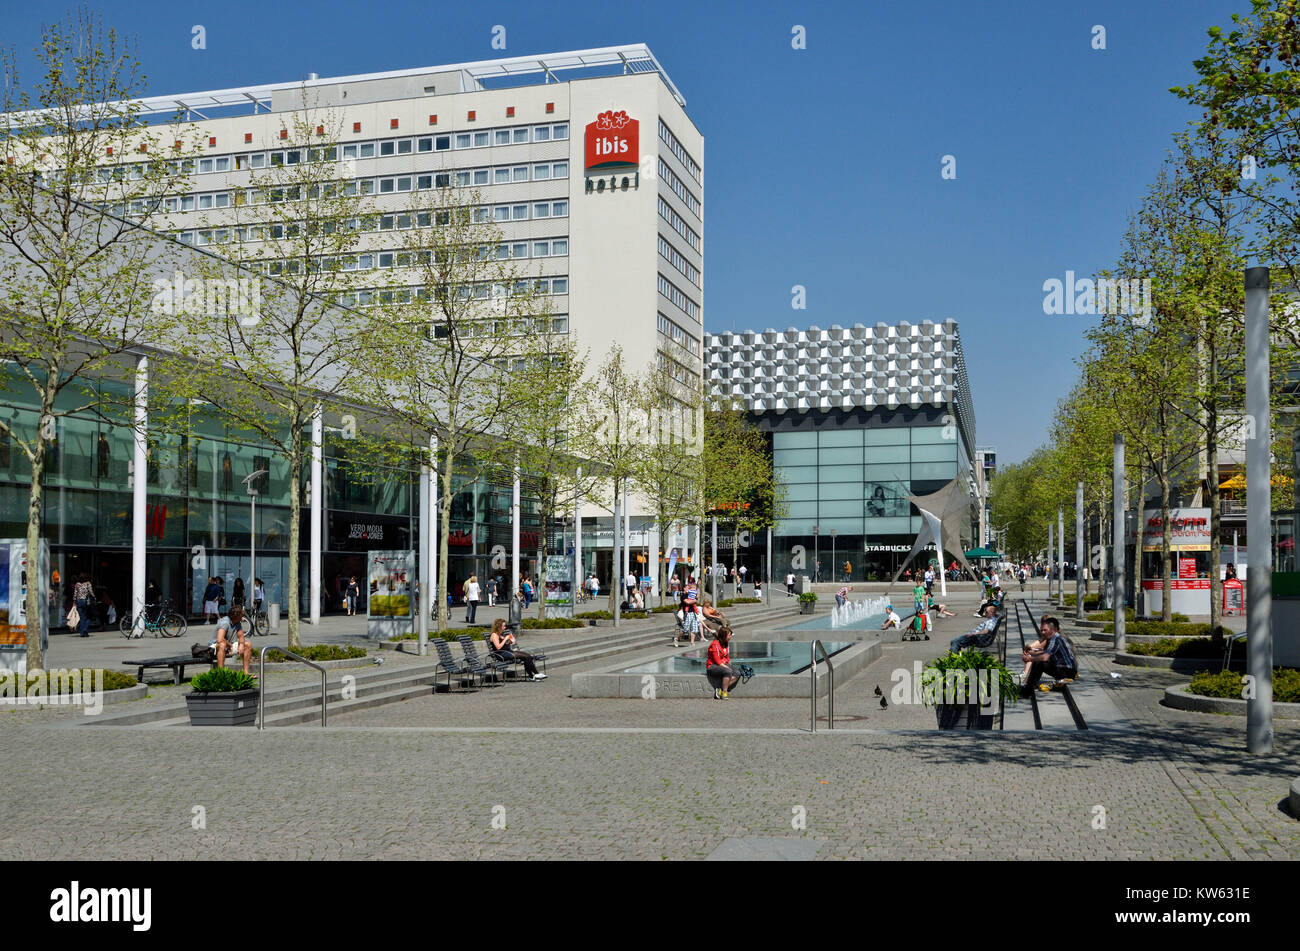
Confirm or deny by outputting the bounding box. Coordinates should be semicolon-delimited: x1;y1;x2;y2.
2;592;1295;860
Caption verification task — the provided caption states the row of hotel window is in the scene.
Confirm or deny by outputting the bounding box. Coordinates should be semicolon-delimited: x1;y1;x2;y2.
175;200;569;246
247;241;568;272
658;235;699;287
656;313;701;356
657;159;700;218
655;350;701;389
657;273;700;321
88;124;572;183
658;119;701;185
155;163;569;214
657;196;700;252
331;280;569;309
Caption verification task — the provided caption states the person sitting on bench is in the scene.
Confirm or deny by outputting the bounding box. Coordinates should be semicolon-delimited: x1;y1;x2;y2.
706;626;741;700
488;618;545;681
1020;614;1078;695
949;602;1000;652
699;599;727;637
213;605;252;674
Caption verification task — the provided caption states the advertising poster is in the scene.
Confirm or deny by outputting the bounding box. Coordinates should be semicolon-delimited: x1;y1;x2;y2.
0;539;48;674
366;549;414;640
544;554;573;618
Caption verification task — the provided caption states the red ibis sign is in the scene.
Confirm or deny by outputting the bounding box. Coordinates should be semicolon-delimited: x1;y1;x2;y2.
584;109;639;173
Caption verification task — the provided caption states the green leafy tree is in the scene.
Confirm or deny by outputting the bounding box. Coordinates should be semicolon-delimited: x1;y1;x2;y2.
0;11;196;668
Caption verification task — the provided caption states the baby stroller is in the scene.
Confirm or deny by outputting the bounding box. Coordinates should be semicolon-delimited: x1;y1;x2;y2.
901;609;931;641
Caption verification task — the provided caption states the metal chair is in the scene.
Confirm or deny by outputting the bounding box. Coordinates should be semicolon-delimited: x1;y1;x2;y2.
433;638;477;691
458;635;511;685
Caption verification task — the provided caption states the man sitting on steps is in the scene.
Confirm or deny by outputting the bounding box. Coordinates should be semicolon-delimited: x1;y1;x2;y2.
1020;614;1078;696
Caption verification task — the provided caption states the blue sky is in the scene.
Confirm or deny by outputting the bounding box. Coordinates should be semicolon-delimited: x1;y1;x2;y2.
5;0;1245;463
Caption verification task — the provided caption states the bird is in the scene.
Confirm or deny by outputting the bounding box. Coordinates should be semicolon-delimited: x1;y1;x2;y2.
879;696;888;710
873;685;882;697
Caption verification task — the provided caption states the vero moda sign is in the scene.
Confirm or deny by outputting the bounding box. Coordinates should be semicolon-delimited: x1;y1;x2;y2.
584;109;639;173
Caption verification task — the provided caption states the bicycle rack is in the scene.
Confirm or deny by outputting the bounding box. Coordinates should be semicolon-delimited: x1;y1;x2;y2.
810;639;834;732
258;646;327;729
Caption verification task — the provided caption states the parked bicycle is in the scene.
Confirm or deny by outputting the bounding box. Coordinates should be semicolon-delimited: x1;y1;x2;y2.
120;598;187;639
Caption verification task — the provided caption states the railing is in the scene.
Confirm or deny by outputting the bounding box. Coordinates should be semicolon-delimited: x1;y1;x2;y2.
810;639;834;732
258;646;327;729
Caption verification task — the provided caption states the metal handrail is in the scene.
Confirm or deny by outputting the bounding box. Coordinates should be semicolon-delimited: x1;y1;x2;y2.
258;646;327;729
810;639;834;732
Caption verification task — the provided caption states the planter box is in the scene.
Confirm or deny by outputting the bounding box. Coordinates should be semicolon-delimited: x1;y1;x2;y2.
185;688;259;726
799;602;816;615
934;704;995;729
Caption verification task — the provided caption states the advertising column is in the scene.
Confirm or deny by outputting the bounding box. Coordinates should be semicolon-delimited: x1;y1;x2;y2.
365;549;415;641
0;539;50;674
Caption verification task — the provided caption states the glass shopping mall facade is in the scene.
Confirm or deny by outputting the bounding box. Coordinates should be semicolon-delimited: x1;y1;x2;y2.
0;363;555;624
705;321;979;582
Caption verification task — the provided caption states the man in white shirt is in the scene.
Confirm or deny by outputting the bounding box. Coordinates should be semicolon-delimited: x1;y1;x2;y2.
465;575;481;624
786;572;796;597
923;566;935;597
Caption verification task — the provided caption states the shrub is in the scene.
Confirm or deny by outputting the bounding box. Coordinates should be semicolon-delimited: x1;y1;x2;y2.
622;611;648;619
388;629;485;641
521;617;585;629
1126;634;1225;658
265;644;366;662
797;592;818;603
920;649;1018;705
1189;668;1300;703
650;605;679;614
1102;621;1217;639
190;667;257;692
0;668;137;693
575;611;613;620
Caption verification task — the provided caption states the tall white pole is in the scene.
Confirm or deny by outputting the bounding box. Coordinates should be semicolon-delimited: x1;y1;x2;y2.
574;466;583;604
1058;507;1065;607
511;453;521;596
132;356;148;622
765;526;772;605
937;522;948;598
249;491;256;623
612;483;621;628
1076;482;1085;620
1244;266;1273;753
429;435;438;625
309;407;323;625
622;478;631;584
711;515;718;599
1113;435;1126;653
1047;521;1054;600
418;443;431;656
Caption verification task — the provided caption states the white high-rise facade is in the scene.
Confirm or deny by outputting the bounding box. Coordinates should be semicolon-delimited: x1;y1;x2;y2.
127;45;703;416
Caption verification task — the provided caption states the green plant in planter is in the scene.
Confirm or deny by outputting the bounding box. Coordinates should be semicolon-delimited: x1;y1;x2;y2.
797;592;818;604
190;667;257;692
920;649;1018;706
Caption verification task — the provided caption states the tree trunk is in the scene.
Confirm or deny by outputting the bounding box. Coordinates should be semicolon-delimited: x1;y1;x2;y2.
537;490;550;620
25;443;46;671
1206;349;1222;631
607;483;619;614
1159;460;1172;624
437;450;455;632
287;440;302;649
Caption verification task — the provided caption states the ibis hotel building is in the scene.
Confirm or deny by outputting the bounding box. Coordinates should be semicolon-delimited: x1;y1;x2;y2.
706;321;979;581
0;46;703;618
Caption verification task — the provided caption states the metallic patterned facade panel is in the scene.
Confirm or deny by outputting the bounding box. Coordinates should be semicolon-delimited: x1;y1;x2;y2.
704;319;976;451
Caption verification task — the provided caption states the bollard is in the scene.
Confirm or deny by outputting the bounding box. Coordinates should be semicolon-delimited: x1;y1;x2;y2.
268;602;281;634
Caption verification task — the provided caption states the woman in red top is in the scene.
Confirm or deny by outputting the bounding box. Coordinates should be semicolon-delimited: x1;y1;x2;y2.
706;626;741;700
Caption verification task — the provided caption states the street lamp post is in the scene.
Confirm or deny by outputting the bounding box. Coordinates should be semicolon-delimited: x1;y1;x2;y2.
242;468;268;623
831;529;837;584
813;525;819;583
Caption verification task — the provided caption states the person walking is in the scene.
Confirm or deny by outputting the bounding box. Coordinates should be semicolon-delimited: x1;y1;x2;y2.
465;574;481;624
73;573;93;637
202;576;222;624
786;571;796;597
345;576;361;616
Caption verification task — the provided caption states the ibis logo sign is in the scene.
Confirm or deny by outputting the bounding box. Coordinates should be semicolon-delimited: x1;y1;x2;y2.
584;109;639;173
